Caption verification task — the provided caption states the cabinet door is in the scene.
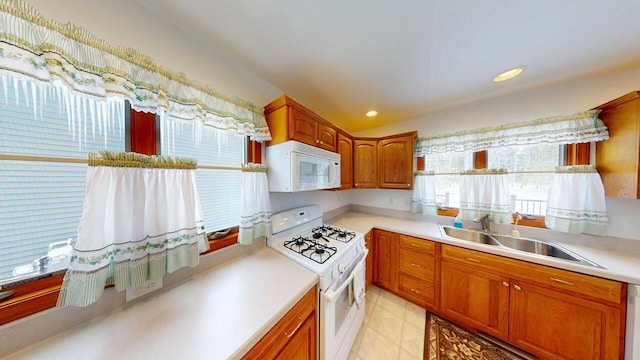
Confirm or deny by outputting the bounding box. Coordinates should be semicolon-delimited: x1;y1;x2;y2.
243;288;316;359
354;139;378;188
317;123;337;152
595;93;640;198
275;313;316;360
338;133;353;190
378;135;414;189
364;231;374;291
373;230;397;292
440;260;509;340
509;280;623;360
288;107;318;147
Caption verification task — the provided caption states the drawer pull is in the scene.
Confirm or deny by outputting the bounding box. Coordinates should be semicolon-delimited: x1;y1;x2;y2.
284;317;303;338
502;281;509;287
410;263;422;268
514;284;522;291
550;277;574;286
465;257;481;263
410;243;422;248
410;288;421;294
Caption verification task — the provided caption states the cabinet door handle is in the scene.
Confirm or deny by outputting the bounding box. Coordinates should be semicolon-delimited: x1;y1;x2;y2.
465;257;481;263
410;263;422;268
502;281;509;287
513;284;522;291
410;288;421;294
284;317;304;338
550;277;574;286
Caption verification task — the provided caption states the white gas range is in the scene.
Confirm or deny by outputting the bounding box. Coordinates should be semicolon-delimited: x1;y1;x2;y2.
268;206;368;360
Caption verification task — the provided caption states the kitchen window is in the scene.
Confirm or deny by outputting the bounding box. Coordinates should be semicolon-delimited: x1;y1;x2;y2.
487;143;561;216
0;80;126;286
0;82;248;324
160;118;245;234
424;150;474;209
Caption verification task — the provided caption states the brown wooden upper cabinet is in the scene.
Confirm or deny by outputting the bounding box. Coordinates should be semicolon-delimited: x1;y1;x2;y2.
595;91;640;198
353;138;378;188
378;132;416;189
337;132;354;190
264;94;337;152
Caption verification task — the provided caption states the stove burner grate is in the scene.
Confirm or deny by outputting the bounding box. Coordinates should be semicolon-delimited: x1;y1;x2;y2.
312;225;356;243
283;236;337;264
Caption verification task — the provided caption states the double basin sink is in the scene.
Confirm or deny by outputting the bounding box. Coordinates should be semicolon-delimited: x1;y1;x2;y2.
440;225;603;268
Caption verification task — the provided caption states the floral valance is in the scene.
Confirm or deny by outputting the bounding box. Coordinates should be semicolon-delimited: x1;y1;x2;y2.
415;110;608;155
0;0;271;142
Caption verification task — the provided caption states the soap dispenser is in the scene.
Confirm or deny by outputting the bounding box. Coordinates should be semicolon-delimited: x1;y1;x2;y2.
453;214;463;228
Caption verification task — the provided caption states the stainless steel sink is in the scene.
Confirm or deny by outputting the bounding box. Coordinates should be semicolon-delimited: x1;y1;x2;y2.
440;226;500;245
439;224;603;268
492;234;604;268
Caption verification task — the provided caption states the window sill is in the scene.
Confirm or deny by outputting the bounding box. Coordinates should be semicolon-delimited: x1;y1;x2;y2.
0;230;239;326
0;273;64;326
202;228;239;254
437;208;547;229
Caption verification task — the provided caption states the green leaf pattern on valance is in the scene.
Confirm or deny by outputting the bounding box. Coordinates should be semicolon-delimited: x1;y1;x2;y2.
415;110;608;155
0;0;271;141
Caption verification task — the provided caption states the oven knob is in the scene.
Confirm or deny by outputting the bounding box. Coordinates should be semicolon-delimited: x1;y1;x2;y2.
331;269;340;279
338;263;346;273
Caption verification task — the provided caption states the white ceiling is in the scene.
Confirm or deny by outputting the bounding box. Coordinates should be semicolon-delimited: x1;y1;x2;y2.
135;0;640;133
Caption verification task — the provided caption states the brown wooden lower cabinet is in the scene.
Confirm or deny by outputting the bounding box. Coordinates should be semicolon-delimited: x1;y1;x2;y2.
396;234;439;310
368;229;627;360
243;287;316;360
509;280;623;360
365;231;374;291
440;244;626;360
440;260;509;340
373;229;398;292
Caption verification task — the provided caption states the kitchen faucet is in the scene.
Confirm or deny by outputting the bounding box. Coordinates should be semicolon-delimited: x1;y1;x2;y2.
473;214;491;232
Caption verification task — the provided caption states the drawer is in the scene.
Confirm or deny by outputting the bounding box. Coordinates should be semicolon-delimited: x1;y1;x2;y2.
519;263;625;304
441;245;625;304
399;248;435;280
244;286;316;359
398;273;435;307
399;234;435;254
441;244;505;271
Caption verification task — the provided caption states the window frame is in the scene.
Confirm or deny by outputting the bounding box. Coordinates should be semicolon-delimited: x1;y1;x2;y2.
0;108;262;326
428;143;590;226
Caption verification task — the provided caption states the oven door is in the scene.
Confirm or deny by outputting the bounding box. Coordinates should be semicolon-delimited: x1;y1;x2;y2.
320;250;368;360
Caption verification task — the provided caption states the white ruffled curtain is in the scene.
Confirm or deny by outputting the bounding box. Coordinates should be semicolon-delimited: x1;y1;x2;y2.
0;0;270;143
239;163;272;245
459;170;512;224
415;110;608;155
411;171;437;215
57;152;209;307
546;166;608;235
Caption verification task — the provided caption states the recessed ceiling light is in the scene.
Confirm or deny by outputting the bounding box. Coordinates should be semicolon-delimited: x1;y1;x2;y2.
493;67;525;83
365;110;378;117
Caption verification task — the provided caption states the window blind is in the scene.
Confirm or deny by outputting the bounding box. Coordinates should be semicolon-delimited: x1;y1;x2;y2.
160;119;244;233
0;81;125;283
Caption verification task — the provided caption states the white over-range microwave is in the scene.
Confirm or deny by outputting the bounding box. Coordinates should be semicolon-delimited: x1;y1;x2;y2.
266;140;341;192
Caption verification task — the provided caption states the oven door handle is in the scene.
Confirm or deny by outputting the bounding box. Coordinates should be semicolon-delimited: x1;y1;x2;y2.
324;249;368;304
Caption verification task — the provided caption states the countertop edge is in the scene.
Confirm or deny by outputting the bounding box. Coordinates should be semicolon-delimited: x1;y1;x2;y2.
326;211;640;286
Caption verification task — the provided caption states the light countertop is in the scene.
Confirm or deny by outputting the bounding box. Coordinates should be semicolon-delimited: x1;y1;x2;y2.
326;211;640;285
3;246;318;360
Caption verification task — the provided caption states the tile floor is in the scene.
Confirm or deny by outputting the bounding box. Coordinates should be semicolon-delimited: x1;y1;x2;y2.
348;285;426;360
